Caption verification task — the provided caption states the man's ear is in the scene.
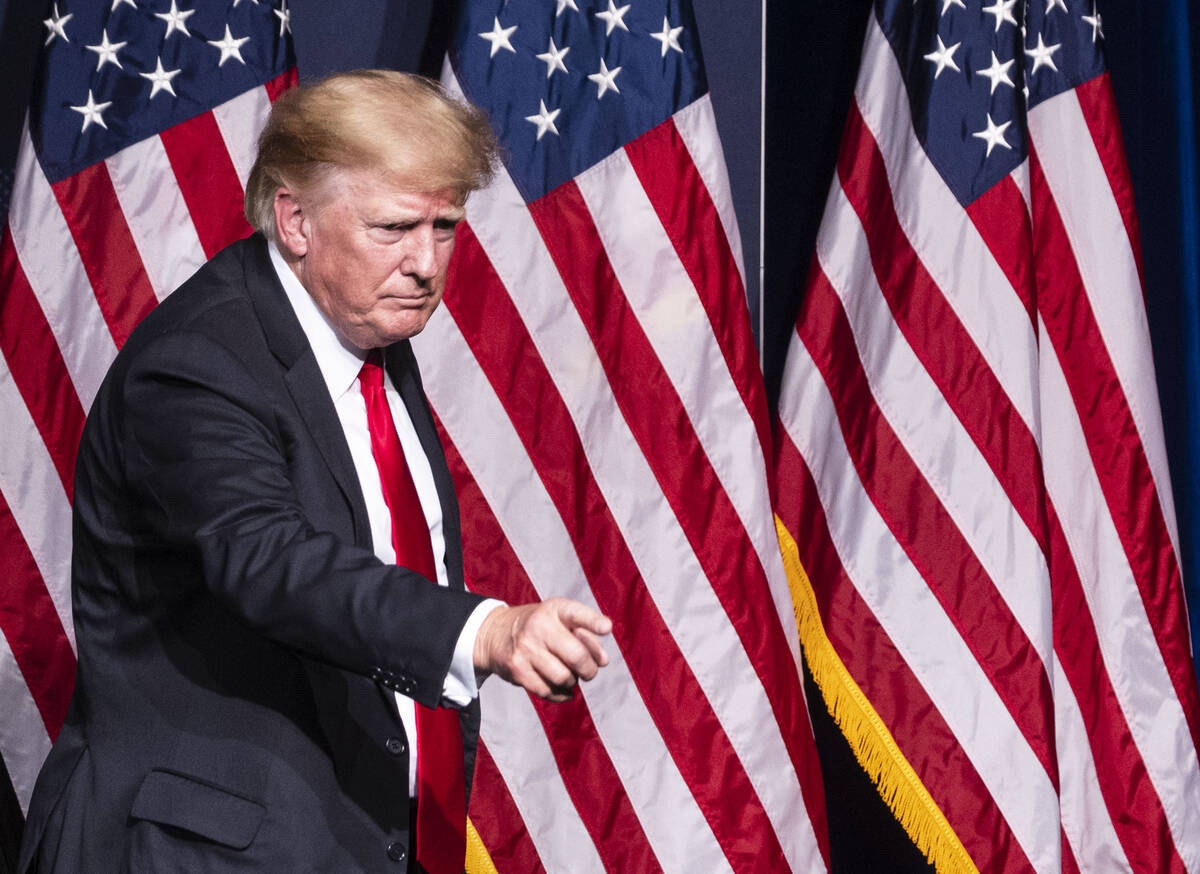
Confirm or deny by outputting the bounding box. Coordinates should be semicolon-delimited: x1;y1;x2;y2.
273;187;308;257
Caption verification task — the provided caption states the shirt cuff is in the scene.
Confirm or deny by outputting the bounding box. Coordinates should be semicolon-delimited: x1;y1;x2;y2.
442;598;505;706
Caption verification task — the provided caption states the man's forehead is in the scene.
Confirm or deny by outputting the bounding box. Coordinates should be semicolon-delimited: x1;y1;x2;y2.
329;166;465;219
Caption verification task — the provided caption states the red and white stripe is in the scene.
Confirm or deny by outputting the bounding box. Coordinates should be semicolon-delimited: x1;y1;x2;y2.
0;70;296;815
418;68;829;873
775;13;1200;873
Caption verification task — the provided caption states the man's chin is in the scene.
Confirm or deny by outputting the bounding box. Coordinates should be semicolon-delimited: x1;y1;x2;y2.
372;313;436;346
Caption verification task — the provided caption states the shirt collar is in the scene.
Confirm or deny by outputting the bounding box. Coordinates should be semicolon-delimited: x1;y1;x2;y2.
268;240;369;400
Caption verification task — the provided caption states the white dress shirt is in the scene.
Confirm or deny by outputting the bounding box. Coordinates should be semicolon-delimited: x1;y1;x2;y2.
269;242;499;795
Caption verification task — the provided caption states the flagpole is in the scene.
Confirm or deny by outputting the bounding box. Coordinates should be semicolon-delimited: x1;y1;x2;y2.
758;0;767;367
1166;0;1200;693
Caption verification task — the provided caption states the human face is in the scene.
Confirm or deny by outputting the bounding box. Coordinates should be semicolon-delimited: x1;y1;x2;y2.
289;168;463;349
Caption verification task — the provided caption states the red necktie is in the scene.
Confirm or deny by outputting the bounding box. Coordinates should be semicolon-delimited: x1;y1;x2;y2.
359;350;466;874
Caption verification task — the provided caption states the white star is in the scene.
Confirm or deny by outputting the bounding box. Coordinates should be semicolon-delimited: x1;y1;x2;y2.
71;89;112;132
208;25;250;66
525;100;561;140
86;29;127;71
595;0;631;36
941;0;966;13
587;57;622;98
274;0;292;36
111;0;136;9
140;56;181;99
232;0;259;5
923;35;961;79
976;51;1014;93
1082;6;1104;42
1045;0;1068;12
154;0;194;39
973;113;1013;157
650;17;684;57
1025;33;1061;75
479;17;517;58
556;0;578;14
535;38;569;77
982;0;1018;31
42;3;72;45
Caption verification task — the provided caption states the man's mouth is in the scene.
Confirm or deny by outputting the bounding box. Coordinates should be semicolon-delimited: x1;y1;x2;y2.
387;291;433;305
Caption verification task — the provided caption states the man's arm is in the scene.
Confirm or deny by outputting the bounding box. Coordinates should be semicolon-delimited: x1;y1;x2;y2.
115;328;482;707
116;327;612;705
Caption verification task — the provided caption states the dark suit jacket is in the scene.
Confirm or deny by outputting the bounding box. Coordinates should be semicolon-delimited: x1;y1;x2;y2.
18;234;486;873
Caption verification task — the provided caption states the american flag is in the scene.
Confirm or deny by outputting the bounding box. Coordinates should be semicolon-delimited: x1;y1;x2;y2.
420;0;830;871
774;0;1200;871
0;0;294;817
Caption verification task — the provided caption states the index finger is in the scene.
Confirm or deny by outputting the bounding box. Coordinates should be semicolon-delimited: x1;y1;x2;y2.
556;599;613;636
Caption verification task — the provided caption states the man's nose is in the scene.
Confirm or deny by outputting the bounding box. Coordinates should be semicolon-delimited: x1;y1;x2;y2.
401;224;439;280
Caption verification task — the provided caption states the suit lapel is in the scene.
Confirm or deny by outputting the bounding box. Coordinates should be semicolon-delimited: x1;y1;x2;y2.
387;341;466;591
239;235;372;548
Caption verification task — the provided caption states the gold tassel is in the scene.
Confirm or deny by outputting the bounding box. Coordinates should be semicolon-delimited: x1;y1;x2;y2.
465;817;500;874
776;515;979;874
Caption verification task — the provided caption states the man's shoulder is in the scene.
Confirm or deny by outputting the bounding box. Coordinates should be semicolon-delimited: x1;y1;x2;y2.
123;235;274;354
82;234;293;459
89;234;286;413
142;235;265;325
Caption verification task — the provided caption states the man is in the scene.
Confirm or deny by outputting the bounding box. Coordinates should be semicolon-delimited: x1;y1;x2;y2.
19;70;611;873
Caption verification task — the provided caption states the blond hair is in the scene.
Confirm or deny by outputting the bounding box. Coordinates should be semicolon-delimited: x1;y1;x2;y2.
245;70;496;239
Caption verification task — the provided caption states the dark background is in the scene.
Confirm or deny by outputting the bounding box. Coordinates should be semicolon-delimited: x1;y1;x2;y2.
1;1;1197;871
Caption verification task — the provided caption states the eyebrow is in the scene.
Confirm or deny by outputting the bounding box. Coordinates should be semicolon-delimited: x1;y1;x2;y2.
370;206;465;227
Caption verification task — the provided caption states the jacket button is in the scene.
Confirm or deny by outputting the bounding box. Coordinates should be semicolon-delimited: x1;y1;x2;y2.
387;841;407;862
385;736;406;756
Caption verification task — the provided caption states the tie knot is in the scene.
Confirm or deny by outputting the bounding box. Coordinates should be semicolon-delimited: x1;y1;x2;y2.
359;349;385;389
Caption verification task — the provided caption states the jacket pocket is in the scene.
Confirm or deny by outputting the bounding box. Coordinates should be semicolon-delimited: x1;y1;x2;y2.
129;768;265;850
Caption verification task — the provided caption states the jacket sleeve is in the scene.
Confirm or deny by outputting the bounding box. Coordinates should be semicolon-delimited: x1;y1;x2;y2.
112;328;485;708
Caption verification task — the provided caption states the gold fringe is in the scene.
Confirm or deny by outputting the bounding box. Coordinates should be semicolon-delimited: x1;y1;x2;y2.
465;817;500;874
776;515;979;874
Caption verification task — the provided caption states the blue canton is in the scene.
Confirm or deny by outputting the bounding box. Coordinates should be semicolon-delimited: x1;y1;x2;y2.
879;0;1106;206
31;0;294;184
449;0;708;203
